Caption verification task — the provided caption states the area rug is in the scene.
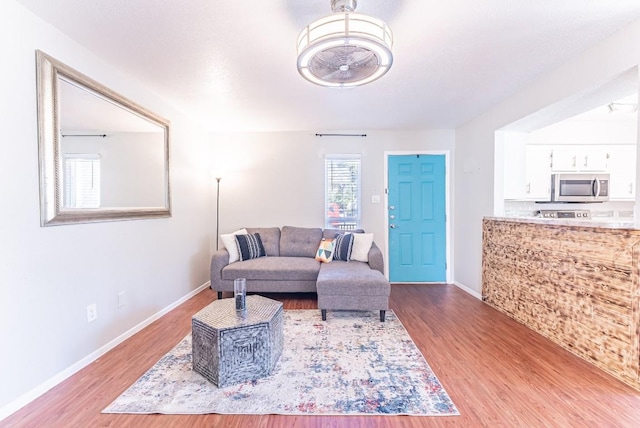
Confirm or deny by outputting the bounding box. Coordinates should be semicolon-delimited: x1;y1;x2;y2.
103;309;459;416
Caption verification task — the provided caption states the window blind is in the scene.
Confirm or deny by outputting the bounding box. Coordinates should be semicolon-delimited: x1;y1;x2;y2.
325;155;361;230
63;154;101;208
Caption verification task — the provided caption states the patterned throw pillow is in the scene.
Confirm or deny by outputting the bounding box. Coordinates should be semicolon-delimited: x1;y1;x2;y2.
235;233;266;261
333;233;353;261
315;238;335;263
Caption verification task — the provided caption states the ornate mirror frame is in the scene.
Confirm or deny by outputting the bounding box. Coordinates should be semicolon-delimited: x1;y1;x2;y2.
36;50;171;226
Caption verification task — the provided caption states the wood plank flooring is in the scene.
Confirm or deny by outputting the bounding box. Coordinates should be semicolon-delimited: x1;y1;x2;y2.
3;284;640;427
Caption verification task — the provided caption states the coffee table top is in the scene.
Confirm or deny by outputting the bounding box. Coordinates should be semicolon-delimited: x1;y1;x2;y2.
193;295;282;330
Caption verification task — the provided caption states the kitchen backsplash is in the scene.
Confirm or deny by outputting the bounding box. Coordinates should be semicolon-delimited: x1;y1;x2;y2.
504;200;635;219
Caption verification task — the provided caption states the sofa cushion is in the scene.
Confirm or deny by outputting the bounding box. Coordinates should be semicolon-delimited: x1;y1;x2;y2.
317;260;390;296
246;227;281;256
235;233;266;261
280;226;323;257
222;256;321;281
333;233;354;261
322;228;365;239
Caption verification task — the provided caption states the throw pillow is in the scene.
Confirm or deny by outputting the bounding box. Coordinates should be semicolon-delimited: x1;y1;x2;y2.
315;238;335;263
333;233;354;261
235;233;266;261
351;233;374;262
219;229;248;263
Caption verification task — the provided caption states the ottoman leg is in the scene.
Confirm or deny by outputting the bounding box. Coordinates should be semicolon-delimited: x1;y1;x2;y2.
217;291;222;300
380;310;386;322
321;309;327;321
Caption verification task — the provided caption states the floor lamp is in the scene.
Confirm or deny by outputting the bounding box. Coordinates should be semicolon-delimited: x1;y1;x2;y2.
215;177;221;250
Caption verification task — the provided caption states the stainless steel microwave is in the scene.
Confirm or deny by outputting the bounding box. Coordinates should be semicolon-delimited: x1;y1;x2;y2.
551;173;610;202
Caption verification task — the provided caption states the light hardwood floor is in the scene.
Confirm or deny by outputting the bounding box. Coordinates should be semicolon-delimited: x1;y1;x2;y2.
3;284;640;427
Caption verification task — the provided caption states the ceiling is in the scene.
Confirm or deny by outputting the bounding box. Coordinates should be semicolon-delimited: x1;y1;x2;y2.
17;0;640;133
60;79;164;133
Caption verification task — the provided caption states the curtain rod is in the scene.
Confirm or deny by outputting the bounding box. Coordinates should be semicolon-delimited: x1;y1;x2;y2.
315;133;367;137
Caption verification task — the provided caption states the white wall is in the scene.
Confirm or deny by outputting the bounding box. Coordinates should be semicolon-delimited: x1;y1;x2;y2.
527;118;637;145
0;1;213;414
454;19;640;294
209;130;455;256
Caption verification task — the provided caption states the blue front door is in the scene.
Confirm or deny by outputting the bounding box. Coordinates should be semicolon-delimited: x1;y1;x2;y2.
388;154;447;282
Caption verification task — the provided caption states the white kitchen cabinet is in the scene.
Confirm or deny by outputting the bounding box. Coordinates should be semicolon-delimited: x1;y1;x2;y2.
505;144;636;201
551;146;608;171
607;145;636;200
524;145;552;200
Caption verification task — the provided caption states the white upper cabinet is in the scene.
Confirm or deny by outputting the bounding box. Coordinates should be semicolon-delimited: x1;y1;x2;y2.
607;145;637;200
551;146;609;171
509;144;637;201
524;145;552;200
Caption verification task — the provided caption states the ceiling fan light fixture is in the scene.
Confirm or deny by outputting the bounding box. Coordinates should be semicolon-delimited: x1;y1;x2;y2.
297;2;393;87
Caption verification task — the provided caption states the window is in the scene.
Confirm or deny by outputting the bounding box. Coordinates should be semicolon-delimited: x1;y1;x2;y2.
325;155;361;230
63;154;101;208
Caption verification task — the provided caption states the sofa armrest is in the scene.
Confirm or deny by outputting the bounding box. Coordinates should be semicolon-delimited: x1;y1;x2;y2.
210;249;230;290
368;242;384;275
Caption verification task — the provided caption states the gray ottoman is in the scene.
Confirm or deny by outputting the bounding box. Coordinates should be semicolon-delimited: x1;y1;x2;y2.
192;294;283;387
316;260;390;322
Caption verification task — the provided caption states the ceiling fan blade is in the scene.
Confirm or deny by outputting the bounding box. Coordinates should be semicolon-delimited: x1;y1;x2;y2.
309;45;381;84
346;49;376;65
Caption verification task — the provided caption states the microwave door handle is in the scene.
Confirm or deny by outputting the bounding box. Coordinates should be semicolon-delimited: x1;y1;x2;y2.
593;177;601;197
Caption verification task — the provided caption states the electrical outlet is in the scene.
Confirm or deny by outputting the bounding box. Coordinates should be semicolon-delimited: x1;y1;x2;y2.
87;304;98;323
117;291;127;309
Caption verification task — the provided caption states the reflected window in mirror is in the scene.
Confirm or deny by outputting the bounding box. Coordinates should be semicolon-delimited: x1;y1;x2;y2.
62;153;101;209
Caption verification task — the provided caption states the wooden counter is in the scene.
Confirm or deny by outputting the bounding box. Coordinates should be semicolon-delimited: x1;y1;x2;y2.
482;217;640;390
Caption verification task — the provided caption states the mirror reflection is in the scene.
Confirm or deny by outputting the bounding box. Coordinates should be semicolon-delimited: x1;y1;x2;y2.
36;50;171;225
59;79;167;209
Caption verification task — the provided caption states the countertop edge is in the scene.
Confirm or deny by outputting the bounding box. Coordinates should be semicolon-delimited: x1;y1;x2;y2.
484;216;639;230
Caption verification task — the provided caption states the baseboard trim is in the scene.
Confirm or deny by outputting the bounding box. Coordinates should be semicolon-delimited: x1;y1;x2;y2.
0;281;211;422
453;281;482;300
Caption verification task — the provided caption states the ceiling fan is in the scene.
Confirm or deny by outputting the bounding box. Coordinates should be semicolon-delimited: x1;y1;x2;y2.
296;0;393;88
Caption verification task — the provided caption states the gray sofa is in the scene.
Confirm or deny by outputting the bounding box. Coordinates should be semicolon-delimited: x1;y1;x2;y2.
210;226;390;321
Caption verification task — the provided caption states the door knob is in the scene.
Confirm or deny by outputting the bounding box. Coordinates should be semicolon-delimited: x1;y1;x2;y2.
389;206;395;210
389;215;395;220
390;224;396;228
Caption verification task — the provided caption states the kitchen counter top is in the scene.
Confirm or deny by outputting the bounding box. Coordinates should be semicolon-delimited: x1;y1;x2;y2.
487;215;637;230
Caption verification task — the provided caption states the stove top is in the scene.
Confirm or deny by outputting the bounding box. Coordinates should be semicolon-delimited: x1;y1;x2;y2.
537;209;591;220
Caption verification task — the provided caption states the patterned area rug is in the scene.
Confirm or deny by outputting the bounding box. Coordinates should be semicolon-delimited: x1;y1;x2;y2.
103;310;459;416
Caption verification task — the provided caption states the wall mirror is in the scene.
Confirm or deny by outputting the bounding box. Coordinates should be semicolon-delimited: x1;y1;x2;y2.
36;50;171;226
